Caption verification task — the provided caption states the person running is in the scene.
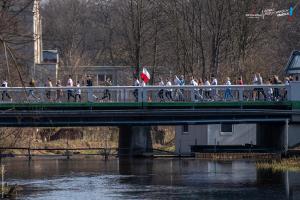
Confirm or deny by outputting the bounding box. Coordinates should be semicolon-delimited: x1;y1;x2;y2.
174;75;184;101
211;75;218;101
224;77;233;101
45;77;53;101
236;76;244;100
86;75;98;102
198;78;204;100
190;76;202;101
236;76;244;85
272;75;282;101
284;76;290;100
56;80;63;103
158;77;165;102
67;75;75;102
101;77;112;101
165;77;173;101
28;78;39;101
133;77;140;102
266;79;273;101
204;78;211;101
252;74;258;100
256;73;266;100
179;75;185;101
1;80;12;102
86;75;93;87
75;81;81;102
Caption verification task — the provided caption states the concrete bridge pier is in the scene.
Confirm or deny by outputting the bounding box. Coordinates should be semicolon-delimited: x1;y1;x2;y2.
118;126;153;157
256;120;289;153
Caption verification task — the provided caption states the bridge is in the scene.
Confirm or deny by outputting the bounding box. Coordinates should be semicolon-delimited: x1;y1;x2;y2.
1;83;300;156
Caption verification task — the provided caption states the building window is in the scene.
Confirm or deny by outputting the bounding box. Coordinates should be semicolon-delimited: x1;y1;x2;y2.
98;74;105;82
220;124;233;136
98;74;113;83
182;125;189;134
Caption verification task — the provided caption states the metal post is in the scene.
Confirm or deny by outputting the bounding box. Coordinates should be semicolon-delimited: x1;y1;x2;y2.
28;148;32;161
1;165;4;199
66;133;70;160
284;119;289;156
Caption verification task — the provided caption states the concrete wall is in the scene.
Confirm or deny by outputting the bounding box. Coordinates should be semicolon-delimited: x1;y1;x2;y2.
207;124;256;145
288;124;300;148
288;82;300;101
35;63;58;85
175;124;256;154
175;125;208;154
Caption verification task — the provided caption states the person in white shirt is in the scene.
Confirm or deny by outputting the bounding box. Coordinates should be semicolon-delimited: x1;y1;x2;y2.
45;77;53;100
204;78;211;100
1;80;12;102
224;77;233;101
174;75;184;101
252;74;258;100
133;77;140;102
158;77;165;101
211;75;218;101
67;75;75;102
190;76;202;101
75;81;81;102
141;79;146;87
56;80;63;103
165;77;173;101
266;79;273;101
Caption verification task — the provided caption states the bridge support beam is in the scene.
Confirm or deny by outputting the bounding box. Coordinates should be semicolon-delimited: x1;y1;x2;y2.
118;126;153;157
256;121;288;153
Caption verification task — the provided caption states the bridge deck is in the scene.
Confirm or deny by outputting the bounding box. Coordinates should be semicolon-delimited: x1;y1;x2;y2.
0;101;295;110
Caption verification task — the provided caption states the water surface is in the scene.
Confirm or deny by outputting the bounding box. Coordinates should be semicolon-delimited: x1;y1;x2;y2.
2;158;300;199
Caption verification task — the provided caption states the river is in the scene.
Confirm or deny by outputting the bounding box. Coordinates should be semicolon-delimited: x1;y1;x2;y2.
1;158;299;200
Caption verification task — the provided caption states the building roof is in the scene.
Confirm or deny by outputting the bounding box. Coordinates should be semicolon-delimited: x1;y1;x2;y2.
285;50;300;75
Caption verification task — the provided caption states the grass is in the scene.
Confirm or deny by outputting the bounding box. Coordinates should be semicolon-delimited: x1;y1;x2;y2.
256;158;300;172
155;145;175;152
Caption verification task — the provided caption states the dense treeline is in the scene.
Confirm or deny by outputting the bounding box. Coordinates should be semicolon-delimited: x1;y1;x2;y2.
0;0;300;148
41;0;300;83
0;0;299;84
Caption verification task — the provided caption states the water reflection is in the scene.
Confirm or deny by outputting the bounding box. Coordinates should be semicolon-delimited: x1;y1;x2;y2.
2;158;300;199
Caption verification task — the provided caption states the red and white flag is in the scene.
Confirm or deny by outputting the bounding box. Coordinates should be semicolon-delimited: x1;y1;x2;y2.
141;68;150;83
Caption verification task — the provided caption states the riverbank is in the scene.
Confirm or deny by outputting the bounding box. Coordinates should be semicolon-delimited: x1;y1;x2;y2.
256;158;300;172
0;184;21;198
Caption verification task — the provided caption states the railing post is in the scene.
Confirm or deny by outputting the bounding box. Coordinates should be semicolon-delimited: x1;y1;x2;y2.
87;87;93;102
191;88;195;102
138;87;143;103
239;87;243;101
143;88;147;102
124;88;128;102
40;88;45;102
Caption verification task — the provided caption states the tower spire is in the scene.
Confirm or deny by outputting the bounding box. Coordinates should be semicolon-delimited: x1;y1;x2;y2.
33;0;42;65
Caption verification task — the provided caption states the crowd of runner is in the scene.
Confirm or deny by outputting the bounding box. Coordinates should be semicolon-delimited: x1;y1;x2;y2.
0;73;295;103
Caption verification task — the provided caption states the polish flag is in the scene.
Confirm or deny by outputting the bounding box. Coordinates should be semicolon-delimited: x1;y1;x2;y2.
141;68;151;83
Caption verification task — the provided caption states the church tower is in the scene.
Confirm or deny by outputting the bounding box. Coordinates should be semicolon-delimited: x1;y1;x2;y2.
33;0;42;65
